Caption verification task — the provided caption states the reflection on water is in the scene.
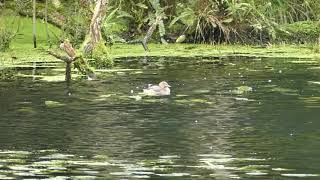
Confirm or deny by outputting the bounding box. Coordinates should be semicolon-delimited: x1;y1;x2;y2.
1;57;320;179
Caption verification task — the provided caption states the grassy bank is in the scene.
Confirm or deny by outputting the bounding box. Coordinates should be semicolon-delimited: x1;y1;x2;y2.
1;43;320;66
1;13;320;68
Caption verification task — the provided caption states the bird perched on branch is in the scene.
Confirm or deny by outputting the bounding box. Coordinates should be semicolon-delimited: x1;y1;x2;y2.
59;39;76;58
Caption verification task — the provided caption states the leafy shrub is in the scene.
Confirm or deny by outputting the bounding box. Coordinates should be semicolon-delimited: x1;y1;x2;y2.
89;41;113;68
0;29;13;52
277;21;320;43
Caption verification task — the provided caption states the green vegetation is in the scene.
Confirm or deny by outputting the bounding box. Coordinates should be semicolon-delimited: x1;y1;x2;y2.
278;21;320;43
1;14;62;46
1;43;320;68
1;0;320;71
89;41;113;68
0;30;12;52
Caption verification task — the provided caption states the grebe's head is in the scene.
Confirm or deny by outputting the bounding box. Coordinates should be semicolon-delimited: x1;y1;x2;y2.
159;81;171;88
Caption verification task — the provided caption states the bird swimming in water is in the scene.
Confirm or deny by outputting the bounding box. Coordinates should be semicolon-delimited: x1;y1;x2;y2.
143;81;171;96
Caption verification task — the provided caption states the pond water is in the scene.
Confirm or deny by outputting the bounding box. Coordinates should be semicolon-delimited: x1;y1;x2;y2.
1;56;320;179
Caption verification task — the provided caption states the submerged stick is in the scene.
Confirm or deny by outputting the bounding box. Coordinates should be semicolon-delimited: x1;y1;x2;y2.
47;50;75;82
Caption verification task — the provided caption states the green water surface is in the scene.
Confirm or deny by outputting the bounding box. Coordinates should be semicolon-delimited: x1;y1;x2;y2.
0;56;320;179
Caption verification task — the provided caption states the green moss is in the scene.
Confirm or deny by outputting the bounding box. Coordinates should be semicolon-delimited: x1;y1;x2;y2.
90;41;113;68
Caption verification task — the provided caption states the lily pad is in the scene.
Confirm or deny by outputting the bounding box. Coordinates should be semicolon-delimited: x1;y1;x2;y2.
0;151;31;155
13;171;36;177
234;97;255;101
308;81;320;85
17;107;36;114
0;175;14;179
175;99;213;105
197;154;232;158
95;69;141;72
290;60;318;64
271;87;298;95
234;86;253;94
41;75;66;82
175;94;189;97
45;101;66;108
110;172;132;176
0;159;26;164
239;165;270;171
70;161;110;166
43;176;69;180
33;160;66;167
200;158;234;163
92;155;109;160
129;95;142;101
8;165;34;171
272;168;293;171
193;89;211;94
281;174;319;177
71;176;96;179
246;171;268;176
159;155;180;159
40;154;75;160
156;173;190;177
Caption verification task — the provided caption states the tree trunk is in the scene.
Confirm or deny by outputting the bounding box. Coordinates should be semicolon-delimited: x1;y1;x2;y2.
141;15;164;51
45;0;50;46
65;62;71;82
48;0;110;81
32;0;37;48
84;0;109;53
